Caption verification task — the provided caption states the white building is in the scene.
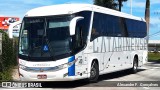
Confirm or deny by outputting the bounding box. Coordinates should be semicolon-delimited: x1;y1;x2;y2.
148;40;160;52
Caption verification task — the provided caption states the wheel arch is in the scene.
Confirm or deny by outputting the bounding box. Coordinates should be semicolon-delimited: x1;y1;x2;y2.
134;54;139;66
87;58;99;78
91;59;99;67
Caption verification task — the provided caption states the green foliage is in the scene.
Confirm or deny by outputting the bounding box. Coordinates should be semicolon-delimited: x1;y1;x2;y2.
148;52;160;60
13;37;18;66
117;0;128;11
93;0;128;11
94;0;117;9
0;30;18;81
0;68;12;82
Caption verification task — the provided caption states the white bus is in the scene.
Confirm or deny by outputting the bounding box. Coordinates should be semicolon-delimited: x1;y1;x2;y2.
17;4;148;82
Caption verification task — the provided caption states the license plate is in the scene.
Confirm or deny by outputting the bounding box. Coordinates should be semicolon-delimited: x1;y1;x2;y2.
37;74;47;79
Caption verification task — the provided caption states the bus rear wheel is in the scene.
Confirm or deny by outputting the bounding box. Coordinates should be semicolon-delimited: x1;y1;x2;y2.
89;62;99;82
131;57;138;73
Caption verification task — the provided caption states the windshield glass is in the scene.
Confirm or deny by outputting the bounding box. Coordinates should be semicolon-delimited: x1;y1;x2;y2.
19;16;73;61
19;11;91;61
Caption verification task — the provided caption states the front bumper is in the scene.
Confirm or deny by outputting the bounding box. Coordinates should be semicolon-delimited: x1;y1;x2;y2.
19;68;87;81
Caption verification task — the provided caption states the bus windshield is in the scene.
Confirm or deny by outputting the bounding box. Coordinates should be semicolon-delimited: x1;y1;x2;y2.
19;16;73;61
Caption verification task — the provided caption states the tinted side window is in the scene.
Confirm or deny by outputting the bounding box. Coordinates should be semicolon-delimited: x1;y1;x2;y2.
126;19;147;38
140;21;147;37
120;18;128;37
76;11;92;42
91;12;125;41
91;12;103;41
91;12;147;40
72;11;91;53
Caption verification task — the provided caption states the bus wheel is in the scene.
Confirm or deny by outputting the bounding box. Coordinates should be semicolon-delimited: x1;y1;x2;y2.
132;57;138;73
89;62;99;82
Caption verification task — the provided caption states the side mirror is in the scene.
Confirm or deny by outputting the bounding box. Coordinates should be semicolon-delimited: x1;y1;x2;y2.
69;16;84;35
8;21;21;38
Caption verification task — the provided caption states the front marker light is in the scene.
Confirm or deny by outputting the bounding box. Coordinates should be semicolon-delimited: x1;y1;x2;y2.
19;64;27;70
63;64;68;68
56;63;68;70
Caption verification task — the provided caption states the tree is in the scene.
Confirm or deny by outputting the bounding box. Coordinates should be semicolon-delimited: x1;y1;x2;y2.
145;0;150;51
145;0;150;33
0;30;16;81
94;0;128;11
117;0;128;11
94;0;117;9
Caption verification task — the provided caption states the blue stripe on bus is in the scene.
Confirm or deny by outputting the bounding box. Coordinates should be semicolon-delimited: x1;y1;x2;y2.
68;56;75;76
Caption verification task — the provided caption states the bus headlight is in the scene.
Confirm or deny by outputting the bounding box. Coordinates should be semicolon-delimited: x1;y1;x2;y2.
57;63;68;70
57;58;78;70
19;64;27;70
18;58;78;72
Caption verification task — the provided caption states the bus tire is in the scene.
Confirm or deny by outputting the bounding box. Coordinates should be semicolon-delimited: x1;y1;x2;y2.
89;62;99;83
131;57;138;74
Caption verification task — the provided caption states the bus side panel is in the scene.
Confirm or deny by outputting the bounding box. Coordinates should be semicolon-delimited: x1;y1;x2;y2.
74;51;89;79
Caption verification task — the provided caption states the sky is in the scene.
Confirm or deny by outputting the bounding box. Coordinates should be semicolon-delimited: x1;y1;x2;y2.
0;0;160;40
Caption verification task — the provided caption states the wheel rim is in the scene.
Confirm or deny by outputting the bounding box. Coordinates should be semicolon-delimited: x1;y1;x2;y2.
90;67;96;78
133;62;137;71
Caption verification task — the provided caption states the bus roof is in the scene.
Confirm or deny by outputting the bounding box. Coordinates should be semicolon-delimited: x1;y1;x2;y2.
25;4;145;22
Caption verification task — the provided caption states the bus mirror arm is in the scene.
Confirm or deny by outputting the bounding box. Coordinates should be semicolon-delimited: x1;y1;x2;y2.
69;16;84;35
